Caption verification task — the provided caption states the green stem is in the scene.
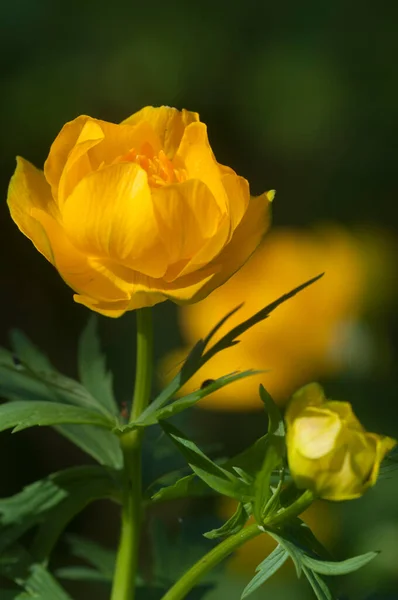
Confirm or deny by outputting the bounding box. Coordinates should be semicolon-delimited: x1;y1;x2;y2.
111;308;153;600
161;489;314;600
161;524;261;600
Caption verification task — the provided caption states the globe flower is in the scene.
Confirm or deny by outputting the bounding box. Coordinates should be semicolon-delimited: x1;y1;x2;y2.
164;225;396;409
7;106;272;317
285;383;396;501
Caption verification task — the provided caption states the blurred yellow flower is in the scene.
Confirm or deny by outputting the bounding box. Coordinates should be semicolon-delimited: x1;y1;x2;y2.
7;106;272;317
285;382;396;501
166;225;395;409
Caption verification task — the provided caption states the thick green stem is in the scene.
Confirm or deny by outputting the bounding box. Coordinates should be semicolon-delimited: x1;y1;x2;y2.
160;489;314;600
110;308;153;600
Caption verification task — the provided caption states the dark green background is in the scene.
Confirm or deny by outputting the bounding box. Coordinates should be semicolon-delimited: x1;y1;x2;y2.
1;1;397;598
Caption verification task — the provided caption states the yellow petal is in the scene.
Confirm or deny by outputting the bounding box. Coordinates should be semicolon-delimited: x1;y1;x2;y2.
286;382;327;426
73;262;216;317
61;162;168;278
175;122;229;212
368;434;397;486
186;190;271;303
44;115;92;198
151;179;225;277
221;173;250;233
293;413;342;459
30;210;132;304
7;157;57;261
122;106;199;158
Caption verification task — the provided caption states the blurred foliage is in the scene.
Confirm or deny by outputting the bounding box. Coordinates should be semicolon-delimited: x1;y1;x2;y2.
1;0;398;598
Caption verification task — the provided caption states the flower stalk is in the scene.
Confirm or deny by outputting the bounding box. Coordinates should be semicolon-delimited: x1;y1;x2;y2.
111;308;153;600
160;489;314;600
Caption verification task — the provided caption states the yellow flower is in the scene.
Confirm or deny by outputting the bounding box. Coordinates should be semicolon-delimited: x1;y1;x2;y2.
165;225;395;410
7;106;272;317
285;382;396;501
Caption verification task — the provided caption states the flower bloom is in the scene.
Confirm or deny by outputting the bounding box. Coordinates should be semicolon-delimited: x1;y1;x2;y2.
7;106;272;317
285;383;396;501
164;225;396;410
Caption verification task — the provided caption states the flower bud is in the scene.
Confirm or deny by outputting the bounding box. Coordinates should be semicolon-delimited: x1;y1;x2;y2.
285;383;396;500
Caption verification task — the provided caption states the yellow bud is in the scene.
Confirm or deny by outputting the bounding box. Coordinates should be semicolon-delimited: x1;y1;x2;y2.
285;383;396;501
7;107;271;317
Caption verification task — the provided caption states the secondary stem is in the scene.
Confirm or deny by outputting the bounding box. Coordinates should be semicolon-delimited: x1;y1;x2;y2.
111;308;153;600
161;489;314;600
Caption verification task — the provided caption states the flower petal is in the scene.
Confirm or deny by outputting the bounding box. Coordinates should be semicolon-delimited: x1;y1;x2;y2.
187;190;272;303
121;106;199;158
61;162;168;278
151;179;225;278
44;115;92;198
7;157;57;261
175;122;229;213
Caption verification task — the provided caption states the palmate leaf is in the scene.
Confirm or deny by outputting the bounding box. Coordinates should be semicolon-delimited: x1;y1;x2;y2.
135;275;324;426
0;465;121;554
241;544;289;598
160;422;252;501
54;424;123;469
78;316;119;417
302;552;378;576
302;566;333;600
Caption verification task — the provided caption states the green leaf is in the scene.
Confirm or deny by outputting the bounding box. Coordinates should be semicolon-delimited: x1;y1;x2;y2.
302;566;334;600
56;566;111;583
149;472;210;504
259;385;285;438
136;370;262;427
202;303;243;349
78;316;119;417
253;437;284;524
54;424;123;469
9;330;53;374
266;530;305;577
160;422;252;501
0;546;72;599
202;274;324;364
64;534;116;578
204;502;250;539
0;466;121;554
0;342;115;419
0;400;115;433
302;551;378;576
241;544;289;598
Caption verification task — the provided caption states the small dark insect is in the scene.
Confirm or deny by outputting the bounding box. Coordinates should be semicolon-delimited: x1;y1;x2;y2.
120;401;129;420
200;379;215;390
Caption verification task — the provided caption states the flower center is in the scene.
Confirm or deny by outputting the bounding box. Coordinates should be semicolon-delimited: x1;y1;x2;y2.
120;146;187;188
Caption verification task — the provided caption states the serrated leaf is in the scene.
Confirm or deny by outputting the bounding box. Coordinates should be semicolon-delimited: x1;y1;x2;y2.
259;385;285;438
136;370;262;427
0;343;114;419
54;424;123;469
202;303;244;349
241;544;289;598
302;566;334;600
0;466;121;554
302;551;378;576
0;400;115;433
78;316;119;416
204;502;250;539
160;422;252;501
202;274;324;364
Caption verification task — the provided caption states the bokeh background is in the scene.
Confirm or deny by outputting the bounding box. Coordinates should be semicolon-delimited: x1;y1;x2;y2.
1;1;398;598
